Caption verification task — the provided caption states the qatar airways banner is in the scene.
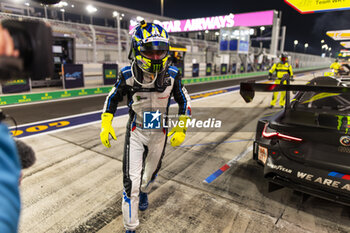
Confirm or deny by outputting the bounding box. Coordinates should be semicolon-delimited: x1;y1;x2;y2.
129;10;275;33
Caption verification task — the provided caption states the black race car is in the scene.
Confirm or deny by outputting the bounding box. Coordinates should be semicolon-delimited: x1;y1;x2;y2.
240;77;350;205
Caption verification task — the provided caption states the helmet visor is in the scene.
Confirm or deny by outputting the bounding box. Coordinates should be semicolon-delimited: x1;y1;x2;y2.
141;50;168;60
140;41;169;60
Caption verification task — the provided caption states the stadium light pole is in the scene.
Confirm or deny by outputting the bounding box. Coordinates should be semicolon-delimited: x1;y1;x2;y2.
86;5;97;24
60;9;66;21
113;11;122;64
161;0;164;16
24;2;30;16
304;43;308;53
43;4;48;18
260;26;265;35
293;40;298;52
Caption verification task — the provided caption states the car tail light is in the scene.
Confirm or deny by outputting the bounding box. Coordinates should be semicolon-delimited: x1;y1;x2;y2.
262;123;303;142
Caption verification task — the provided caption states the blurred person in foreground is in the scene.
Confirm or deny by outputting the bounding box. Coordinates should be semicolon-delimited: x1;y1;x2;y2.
0;24;21;233
100;21;191;233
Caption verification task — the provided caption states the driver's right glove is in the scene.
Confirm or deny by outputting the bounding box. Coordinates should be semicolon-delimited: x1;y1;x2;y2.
100;113;117;148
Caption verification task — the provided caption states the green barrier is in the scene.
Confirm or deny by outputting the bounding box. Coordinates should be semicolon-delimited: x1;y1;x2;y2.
0;87;113;106
182;66;328;85
182;71;266;84
0;66;327;106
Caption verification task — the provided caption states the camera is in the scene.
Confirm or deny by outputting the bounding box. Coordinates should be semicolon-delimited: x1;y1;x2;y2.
0;0;62;81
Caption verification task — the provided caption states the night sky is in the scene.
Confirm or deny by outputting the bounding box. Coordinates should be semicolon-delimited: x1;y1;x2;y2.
99;0;350;56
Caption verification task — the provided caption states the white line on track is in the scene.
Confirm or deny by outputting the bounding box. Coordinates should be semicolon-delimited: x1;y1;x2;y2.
227;145;254;166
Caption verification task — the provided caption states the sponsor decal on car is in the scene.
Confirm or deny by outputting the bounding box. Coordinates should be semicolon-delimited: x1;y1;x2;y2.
338;146;350;154
296;171;350;192
258;146;268;164
340;136;350;147
266;162;292;174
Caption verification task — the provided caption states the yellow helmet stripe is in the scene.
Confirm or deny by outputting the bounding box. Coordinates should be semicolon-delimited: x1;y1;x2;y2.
161;29;166;38
143;29;151;39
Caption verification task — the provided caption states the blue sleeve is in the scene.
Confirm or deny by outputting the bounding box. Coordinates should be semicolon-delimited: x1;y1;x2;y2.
0;124;21;233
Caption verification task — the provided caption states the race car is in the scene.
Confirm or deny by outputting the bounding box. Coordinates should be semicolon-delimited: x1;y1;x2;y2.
240;77;350;205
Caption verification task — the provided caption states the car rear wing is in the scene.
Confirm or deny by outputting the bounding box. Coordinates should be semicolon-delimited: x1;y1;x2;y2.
240;81;350;103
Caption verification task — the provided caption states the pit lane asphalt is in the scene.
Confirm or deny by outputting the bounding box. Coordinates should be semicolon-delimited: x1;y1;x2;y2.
19;69;350;233
17;69;350;233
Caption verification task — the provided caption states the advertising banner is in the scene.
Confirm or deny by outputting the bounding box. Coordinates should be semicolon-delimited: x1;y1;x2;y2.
327;30;350;41
2;79;30;94
238;40;249;53
192;63;199;77
206;63;212;76
62;64;84;89
130;10;275;33
341;42;350;48
285;0;350;14
103;64;118;85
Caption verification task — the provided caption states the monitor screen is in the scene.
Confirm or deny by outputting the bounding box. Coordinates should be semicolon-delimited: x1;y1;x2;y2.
52;45;63;53
54;57;61;63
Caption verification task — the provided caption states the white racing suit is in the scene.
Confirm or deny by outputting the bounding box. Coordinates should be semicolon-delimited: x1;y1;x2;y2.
102;64;191;230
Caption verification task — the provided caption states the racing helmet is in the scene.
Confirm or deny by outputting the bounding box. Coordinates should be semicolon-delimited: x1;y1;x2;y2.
280;53;288;63
130;21;169;74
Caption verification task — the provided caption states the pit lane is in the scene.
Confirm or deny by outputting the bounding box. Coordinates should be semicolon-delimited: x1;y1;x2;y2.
17;70;350;233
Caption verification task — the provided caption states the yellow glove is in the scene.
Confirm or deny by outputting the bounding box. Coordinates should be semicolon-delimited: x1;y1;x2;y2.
100;113;117;148
167;115;190;147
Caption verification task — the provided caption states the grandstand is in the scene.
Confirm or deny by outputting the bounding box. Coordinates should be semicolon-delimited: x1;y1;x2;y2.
0;0;332;78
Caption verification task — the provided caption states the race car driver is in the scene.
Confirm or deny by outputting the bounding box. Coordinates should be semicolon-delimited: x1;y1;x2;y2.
100;21;191;233
268;53;294;108
330;59;341;76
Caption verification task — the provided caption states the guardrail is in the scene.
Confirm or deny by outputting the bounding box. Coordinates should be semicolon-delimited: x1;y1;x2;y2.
0;66;328;106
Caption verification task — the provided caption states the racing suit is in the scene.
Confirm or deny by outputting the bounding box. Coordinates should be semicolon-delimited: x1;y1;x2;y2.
102;64;191;230
330;62;341;75
269;62;293;107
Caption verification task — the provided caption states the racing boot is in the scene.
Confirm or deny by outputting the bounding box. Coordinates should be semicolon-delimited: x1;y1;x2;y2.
139;192;148;211
126;230;135;233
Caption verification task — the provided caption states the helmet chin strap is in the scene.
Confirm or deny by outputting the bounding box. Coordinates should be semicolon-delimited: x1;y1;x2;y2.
131;60;159;87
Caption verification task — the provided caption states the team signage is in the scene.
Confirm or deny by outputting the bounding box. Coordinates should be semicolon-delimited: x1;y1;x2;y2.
2;78;30;94
103;63;118;85
232;64;237;74
62;64;84;89
130;11;275;33
285;0;350;14
221;64;227;75
192;63;199;77
206;63;212;76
